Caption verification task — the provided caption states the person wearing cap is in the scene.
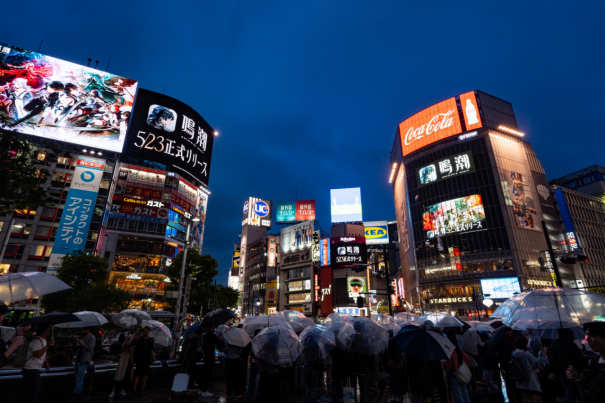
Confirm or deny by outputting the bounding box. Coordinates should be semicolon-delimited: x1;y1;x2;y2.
23;324;54;402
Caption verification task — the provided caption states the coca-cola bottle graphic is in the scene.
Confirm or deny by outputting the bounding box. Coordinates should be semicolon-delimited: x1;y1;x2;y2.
465;99;479;125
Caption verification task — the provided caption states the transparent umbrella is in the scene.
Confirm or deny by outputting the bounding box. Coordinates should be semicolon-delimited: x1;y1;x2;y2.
251;326;303;365
491;288;605;329
142;320;172;347
394;312;419;324
371;314;393;324
421;312;468;334
56;311;108;328
323;321;348;350
465;321;495;333
381;322;402;339
243;315;291;337
277;310;306;322
223;327;252;347
325;313;353;323
337;317;388;356
112;309;151;329
0;272;71;303
299;325;336;362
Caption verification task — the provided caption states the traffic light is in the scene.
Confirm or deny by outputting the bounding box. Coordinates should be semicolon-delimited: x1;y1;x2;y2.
576;255;589;263
559;256;577;265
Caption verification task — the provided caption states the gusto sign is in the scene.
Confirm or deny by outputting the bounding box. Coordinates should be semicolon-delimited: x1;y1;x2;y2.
399;97;463;157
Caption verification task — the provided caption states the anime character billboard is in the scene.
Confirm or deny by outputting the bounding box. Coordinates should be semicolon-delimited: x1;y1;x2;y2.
191;189;208;250
422;194;486;238
0;42;137;152
509;171;540;231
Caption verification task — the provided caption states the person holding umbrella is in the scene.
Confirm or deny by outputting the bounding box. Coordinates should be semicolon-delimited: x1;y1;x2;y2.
109;326;140;398
71;326;96;400
131;326;155;395
199;325;221;398
22;325;54;403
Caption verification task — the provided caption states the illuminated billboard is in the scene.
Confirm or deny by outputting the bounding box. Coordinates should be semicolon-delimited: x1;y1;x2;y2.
422;194;486;238
480;277;521;299
508;171;540;231
0;42;137;152
363;221;389;245
275;200;316;223
399;91;483;158
347;276;367;305
280;221;314;254
122;89;215;188
242;197;272;228
331;188;362;223
330;236;368;269
417;151;475;187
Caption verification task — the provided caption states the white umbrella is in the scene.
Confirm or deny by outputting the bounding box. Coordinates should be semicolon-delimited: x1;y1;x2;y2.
325;312;353;322
112;309;151;329
0;272;71;303
0;326;16;341
338;317;389;356
142;320;172;347
243;315;292;337
56;311;108;328
223;326;252;347
457;329;482;356
465;321;495;333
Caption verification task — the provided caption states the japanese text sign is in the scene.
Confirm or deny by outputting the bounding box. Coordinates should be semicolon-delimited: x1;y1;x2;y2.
417;151;475;187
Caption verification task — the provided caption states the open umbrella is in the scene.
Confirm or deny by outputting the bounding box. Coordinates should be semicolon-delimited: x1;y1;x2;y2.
142;320;173;347
381;322;402;339
24;312;81;326
214;324;230;336
243;315;291;337
223;327;252;347
487;319;504;329
371;314;393;324
514;320;586;340
457;329;482;356
325;313;352;322
422;312;469;334
337;317;388;356
487;325;512;347
465;321;495;333
323;320;348;350
394;312;419;323
201;308;235;328
491;288;605;329
299;325;336;362
277;310;306;322
0;272;71;303
56;311;108;328
395;324;455;361
112;309;151;329
251;326;303;365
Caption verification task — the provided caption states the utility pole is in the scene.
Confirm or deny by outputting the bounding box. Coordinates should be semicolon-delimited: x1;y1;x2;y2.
541;220;562;287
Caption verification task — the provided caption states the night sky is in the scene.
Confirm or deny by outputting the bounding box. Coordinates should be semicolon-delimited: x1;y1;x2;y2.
3;2;604;284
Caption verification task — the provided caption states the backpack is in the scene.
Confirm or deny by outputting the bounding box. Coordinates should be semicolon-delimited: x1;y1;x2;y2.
508;354;530;382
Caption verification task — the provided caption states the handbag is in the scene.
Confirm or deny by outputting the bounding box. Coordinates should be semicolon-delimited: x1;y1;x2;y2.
454;361;472;384
342;378;355;403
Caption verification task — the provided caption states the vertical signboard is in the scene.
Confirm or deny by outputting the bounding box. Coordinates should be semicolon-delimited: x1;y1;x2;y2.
267;235;277;267
320;238;331;266
393;164;410;253
554;188;582;252
459;91;483;131
312;230;320;263
320;266;333;315
48;156;106;272
191;188;208;250
508;171;540;231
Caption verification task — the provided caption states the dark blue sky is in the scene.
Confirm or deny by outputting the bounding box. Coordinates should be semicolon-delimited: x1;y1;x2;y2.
4;2;605;284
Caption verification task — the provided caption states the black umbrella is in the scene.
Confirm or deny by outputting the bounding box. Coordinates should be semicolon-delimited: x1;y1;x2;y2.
200;308;235;328
487;325;512;347
24;312;82;326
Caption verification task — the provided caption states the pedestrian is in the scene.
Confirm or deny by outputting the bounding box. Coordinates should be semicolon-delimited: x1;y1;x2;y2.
109;327;139;398
199;325;221;398
71;326;96;400
345;322;372;403
239;324;252;394
494;327;517;402
244;329;262;402
304;356;325;402
442;334;472;403
566;321;605;402
330;345;346;402
402;352;447;403
22;324;54;403
131;325;155;395
510;337;546;403
224;329;243;398
386;339;405;402
178;327;202;390
526;329;542;359
258;358;280;402
547;327;588;402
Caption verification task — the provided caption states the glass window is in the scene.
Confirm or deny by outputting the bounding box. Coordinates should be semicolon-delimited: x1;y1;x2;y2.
57;156;69;164
29;245;45;256
34;226;50;237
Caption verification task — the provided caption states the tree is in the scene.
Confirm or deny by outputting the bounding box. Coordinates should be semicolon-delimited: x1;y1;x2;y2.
0;130;63;213
588;287;605;297
215;285;239;310
164;249;219;316
41;250;131;313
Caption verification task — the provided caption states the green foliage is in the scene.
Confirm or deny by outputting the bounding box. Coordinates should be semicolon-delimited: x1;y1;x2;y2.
41;250;129;313
0;129;64;213
588;287;605;297
215;285;239;310
165;249;219;315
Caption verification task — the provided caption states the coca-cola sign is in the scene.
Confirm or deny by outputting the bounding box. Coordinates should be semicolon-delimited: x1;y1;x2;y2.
399;97;463;158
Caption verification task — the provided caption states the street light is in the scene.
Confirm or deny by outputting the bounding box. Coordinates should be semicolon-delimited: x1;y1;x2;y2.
174;215;201;335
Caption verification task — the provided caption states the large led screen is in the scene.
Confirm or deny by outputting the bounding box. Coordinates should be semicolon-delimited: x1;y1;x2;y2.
331;188;362;223
418;151;475;187
0;42;137;152
422;194;486;238
480;277;521;299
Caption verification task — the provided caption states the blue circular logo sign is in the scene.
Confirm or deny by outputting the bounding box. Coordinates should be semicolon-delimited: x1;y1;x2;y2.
243;200;249;214
80;171;95;183
254;201;269;217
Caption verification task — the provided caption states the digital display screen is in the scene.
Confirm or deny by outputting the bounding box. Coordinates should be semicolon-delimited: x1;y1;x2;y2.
331;188;362;223
480;277;521;299
0;42;137;152
422;194;486;238
418;151;475;187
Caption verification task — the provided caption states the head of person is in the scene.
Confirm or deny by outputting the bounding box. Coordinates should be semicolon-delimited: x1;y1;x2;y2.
209;325;216;333
353;321;363;333
583;321;605;355
195;327;204;336
133;326;142;336
47;81;64;93
422;320;435;329
558;327;574;343
514;337;528;351
37;324;51;338
64;82;78;96
0;304;7;324
12;77;29;90
82;326;92;335
143;326;150;337
503;327;513;339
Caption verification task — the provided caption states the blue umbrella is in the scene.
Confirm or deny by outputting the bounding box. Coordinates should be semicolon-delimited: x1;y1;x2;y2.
181;320;201;340
394;324;455;361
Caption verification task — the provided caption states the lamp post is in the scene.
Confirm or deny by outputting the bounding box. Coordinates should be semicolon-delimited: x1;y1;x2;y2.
174;215;201;333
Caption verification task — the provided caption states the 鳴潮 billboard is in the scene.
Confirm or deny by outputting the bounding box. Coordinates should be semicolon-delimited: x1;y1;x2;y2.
417;151;475;187
422;194;486;238
331;188;362;223
330;236;368;269
0;42;137;152
122;89;214;188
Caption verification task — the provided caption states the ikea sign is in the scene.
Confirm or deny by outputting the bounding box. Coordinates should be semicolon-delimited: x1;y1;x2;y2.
363;221;389;245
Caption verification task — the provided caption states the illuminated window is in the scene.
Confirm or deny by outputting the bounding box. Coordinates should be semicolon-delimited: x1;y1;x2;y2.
57;156;69;164
37;152;47;161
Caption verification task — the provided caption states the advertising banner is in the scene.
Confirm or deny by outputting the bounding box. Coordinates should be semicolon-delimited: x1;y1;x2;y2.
422;194;486;239
0;42;137;152
398;278;405;300
276;201;296;223
330;188;362;223
312;230;320;262
107;212;168;225
330;236;368;269
122;88;215;187
267;235;277;267
280;221;314;254
320;238;330;266
296;200;316;221
48;156;106;270
242;197;272;228
393;164;410;253
531;171;559;219
459;91;483;131
417;151;475;187
191;189;208;250
554;188;582;252
347;276;367;305
508;171;540;231
320;266;333;314
363;221;389;245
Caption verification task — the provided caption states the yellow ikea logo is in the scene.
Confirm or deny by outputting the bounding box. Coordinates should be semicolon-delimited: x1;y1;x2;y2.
365;227;387;239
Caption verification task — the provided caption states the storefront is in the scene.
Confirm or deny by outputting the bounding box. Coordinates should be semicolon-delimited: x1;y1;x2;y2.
109;271;171;311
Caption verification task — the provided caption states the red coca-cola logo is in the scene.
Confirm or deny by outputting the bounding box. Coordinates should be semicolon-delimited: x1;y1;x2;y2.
404;110;455;146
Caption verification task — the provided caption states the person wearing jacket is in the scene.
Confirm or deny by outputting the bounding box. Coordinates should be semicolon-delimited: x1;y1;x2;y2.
199;325;221;398
511;337;546;403
130;326;155;395
386;339;405;402
566;321;605;402
178;327;202;390
442;334;472;403
109;327;140;397
72;326;96;400
244;329;262;402
547;328;588;403
224;332;243;398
